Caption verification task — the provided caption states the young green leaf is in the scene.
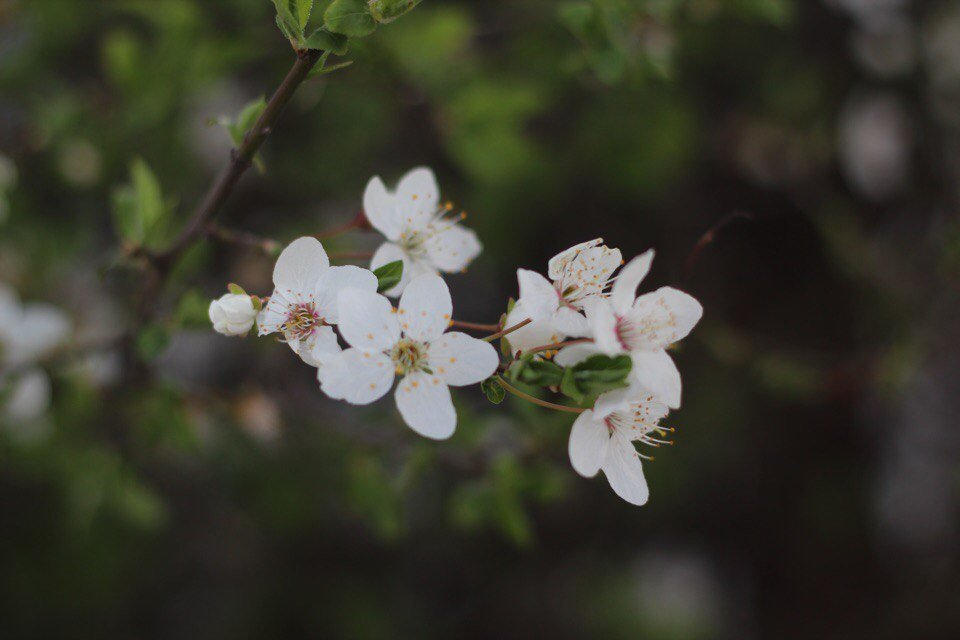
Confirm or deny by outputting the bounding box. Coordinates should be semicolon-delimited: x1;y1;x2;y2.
111;158;168;247
303;27;350;54
481;377;506;404
559;354;633;404
373;260;403;293
324;0;377;37
368;0;422;23
294;0;314;30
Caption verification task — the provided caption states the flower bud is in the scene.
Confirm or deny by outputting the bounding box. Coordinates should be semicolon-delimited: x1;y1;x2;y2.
368;0;421;24
209;293;257;337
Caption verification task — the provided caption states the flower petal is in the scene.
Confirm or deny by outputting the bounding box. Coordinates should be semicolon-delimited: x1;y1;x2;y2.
395;166;440;232
552;306;590;337
398;274;452;342
424;224;482;272
337;289;401;351
362;175;401;241
516;269;558;321
296;325;341;368
12;304;71;363
585;298;622;355
4;368;51;421
317;348;394;404
629;286;704;348
273;237;329;294
314;265;378;324
610;250;654;315
602;433;650;506
427;332;499;386
554;342;601;367
568;410;609;478
630;348;682;409
394;371;456;440
256;297;288;336
502;302;565;354
548;239;604;280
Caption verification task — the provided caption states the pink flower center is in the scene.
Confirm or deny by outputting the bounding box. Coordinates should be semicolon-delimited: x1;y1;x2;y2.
282;303;321;340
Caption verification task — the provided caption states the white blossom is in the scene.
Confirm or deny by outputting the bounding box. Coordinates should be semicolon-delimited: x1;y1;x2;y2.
364;167;481;296
209;292;258;337
504;238;622;353
318;274;498;440
257;237;378;367
0;284;71;422
556;251;702;408
568;383;671;506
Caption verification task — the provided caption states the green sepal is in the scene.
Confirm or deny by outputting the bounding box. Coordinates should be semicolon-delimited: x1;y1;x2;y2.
373;260;403;293
481;377;506;404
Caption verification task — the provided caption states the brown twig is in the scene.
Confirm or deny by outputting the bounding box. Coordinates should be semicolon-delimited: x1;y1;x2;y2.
451;320;501;332
208;224;282;256
520;338;591;357
682;211;753;283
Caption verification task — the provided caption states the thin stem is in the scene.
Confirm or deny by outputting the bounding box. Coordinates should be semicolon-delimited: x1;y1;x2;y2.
208;224;281;256
315;211;368;240
154;49;324;270
482;318;531;343
521;338;591;356
494;376;585;414
451;320;501;332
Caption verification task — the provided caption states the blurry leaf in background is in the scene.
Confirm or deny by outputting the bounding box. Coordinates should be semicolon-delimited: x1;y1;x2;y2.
110;158;174;249
218;96;268;171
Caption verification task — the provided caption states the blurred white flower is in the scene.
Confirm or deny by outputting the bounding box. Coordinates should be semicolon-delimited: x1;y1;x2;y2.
257;237;377;367
209;292;258;337
365;167;482;296
838;92;912;201
556;251;702;408
318;274;498;440
568;382;671;506
504;239;622;353
0;284;71;423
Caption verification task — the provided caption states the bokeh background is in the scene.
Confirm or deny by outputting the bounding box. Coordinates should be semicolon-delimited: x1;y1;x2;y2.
2;0;959;638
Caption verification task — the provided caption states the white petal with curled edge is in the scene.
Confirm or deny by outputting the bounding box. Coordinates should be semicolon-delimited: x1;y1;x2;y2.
568;410;609;478
548;238;604;280
427;332;498;386
314;265;378;324
317;348;394;404
552;306;590;337
395;167;440;232
585;299;622;356
593;381;646;420
362;175;401;241
297;325;342;368
337;289;401;351
397;274;452;342
629;286;704;349
502;302;565;354
555;342;602;367
610;250;654;315
630;348;682;409
516;269;558;321
424;225;482;272
272;237;329;295
602;432;649;506
394;371;456;440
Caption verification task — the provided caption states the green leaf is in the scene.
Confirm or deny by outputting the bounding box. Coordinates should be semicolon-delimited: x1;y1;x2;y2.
509;358;564;388
174;289;212;330
373;260;403;293
111;157;168;247
307;58;354;78
325;0;377;37
481;377;505;404
294;0;314;30
368;0;422;24
303;27;350;54
500;335;513;359
136;324;170;361
559;354;632;403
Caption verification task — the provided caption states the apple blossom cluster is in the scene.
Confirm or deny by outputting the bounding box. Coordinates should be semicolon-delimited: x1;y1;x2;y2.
210;167;703;506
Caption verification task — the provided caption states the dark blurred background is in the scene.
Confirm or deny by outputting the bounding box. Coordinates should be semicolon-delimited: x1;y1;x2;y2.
1;0;959;638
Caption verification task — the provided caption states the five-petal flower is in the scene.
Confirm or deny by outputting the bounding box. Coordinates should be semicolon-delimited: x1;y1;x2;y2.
318;274;499;440
257;237;377;367
568;383;671;506
364;167;481;296
556;250;702;408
